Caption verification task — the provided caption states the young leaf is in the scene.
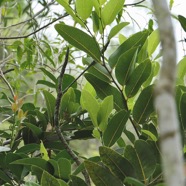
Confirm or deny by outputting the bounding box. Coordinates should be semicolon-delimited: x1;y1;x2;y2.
81;90;100;127
97;95;113;131
108;22;130;39
43;90;56;126
178;15;186;32
40;141;49;161
109;30;149;68
99;146;136;181
147;29;160;56
177;57;186;84
84;160;123;186
39;68;57;83
115;47;138;85
124;140;156;181
76;0;93;20
85;73;127;111
103;110;130;147
55;24;101;62
125;60;152;98
101;0;125;25
133;85;154;124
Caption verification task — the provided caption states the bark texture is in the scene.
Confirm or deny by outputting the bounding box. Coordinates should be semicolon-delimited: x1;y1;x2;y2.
152;0;185;185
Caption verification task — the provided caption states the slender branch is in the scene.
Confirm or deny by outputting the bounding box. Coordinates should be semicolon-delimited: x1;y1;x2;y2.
0;14;68;40
124;0;146;7
152;1;185;186
3;68;14;75
54;48;91;186
0;68;15;98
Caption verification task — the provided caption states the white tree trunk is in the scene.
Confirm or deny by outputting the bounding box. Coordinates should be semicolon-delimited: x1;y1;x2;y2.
152;0;185;185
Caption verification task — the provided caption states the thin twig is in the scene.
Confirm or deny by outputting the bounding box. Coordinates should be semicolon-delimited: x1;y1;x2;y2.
54;47;91;186
124;0;146;7
0;14;68;40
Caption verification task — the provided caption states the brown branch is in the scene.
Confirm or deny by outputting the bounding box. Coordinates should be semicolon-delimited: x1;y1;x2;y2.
124;0;146;7
0;14;68;40
54;47;91;186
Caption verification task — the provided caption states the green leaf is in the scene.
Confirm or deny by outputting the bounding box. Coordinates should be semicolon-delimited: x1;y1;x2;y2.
109;30;149;68
37;80;56;88
125;60;152;98
99;146;136;181
11;158;52;171
85;73;127;111
103;110;130;147
69;175;87;186
58;158;71;180
97;95;113;131
133;85;154;124
141;129;157;141
81;90;100;127
115;47;138;85
169;0;174;9
178;15;186;32
55;23;101;62
43;90;56;125
76;0;93;20
41;171;60;186
84;160;123;186
23;122;42;138
25;182;40;186
124;140;156;181
56;0;84;27
101;0;125;25
177;57;186;84
39;68;57;83
124;177;145;186
108;22;130;39
62;74;77;91
40;141;49;161
16;144;40;154
147;29;160;56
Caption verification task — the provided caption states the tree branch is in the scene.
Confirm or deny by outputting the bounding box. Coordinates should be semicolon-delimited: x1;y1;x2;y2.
152;1;185;186
0;14;68;40
124;0;146;7
54;47;91;186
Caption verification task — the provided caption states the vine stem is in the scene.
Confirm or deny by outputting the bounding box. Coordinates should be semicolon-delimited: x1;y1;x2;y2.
54;47;91;186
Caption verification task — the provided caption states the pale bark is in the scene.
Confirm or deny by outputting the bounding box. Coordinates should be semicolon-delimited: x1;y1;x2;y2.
152;0;185;185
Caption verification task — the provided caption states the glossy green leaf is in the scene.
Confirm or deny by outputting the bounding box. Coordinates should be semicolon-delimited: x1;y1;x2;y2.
103;110;130;147
16;144;40;154
37;80;56;88
177;57;186;84
124;177;145;186
124;140;156;181
147;29;159;56
97;95;113;131
178;15;186;32
41;171;64;186
62;74;77;91
76;0;93;20
101;0;125;25
39;67;57;83
23;122;42;138
58;158;71;180
56;0;84;27
180;93;186;130
43;90;56;125
115;47;138;85
81;90;100;127
125;60;152;98
108;22;130;39
11;158;52;171
109;30;149;68
99;146;135;181
84;160;123;186
69;175;87;186
55;24;101;62
85;73;127;111
133;85;154;124
83;57;111;83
